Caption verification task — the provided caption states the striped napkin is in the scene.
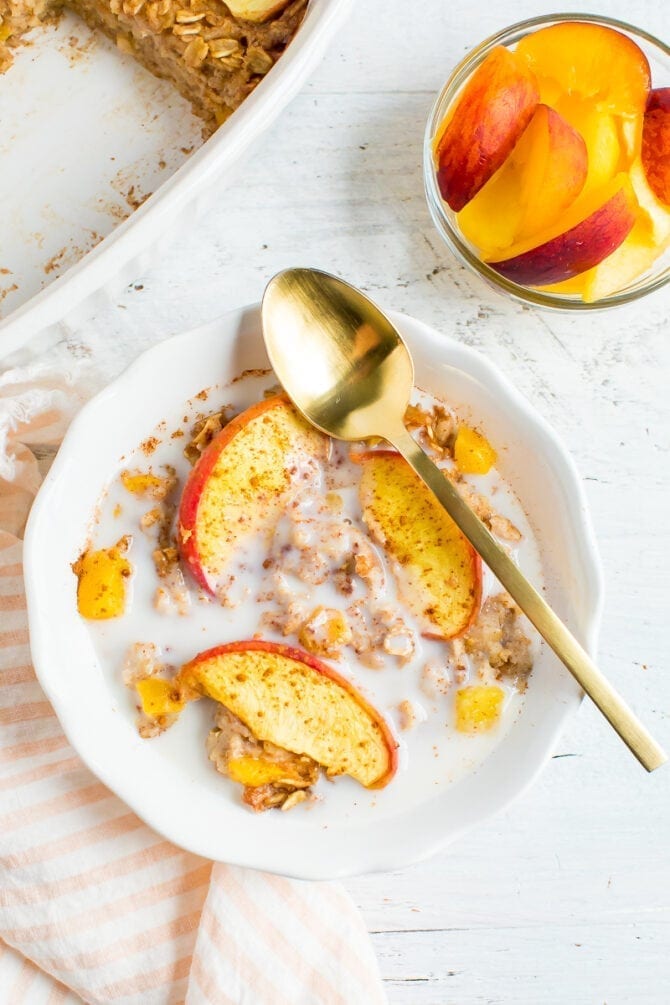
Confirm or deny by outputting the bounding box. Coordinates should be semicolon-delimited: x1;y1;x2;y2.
0;356;386;1005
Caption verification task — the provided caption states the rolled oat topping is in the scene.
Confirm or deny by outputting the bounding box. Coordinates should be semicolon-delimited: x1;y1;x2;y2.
184;407;234;464
0;0;308;133
463;593;533;688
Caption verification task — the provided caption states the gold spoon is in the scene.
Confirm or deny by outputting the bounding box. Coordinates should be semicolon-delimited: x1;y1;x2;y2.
262;267;667;773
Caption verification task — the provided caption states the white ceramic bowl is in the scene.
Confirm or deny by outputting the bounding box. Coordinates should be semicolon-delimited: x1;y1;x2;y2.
0;0;352;361
24;304;604;879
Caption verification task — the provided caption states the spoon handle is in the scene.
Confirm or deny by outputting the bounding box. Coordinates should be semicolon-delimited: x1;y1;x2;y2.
389;425;667;773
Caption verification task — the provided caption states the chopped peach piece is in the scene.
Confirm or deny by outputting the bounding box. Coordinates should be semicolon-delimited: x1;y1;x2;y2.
618;116;642;161
516;22;650;119
72;538;131;620
121;470;175;500
455;685;504;733
454;426;497;475
136;678;185;718
435;46;539;211
227;756;309;788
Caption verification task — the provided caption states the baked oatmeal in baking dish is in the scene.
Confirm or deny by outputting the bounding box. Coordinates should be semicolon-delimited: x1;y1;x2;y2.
74;369;539;814
0;0;306;132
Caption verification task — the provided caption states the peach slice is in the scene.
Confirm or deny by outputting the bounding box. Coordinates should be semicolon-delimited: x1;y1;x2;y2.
357;451;481;639
178;395;328;593
224;0;291;22
582;220;670;303
642;88;670;207
514;105;588;239
177;641;398;789
629;158;670;245
457;160;524;257
459;103;587;253
453;426;497;476
538;163;670;298
552;96;622;192
489;174;637;286
516;22;650;119
435;46;539;211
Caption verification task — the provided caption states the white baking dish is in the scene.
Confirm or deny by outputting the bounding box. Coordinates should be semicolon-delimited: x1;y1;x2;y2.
0;0;352;361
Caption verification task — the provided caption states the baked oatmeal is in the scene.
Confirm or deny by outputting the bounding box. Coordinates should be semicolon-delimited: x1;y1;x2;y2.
0;0;307;133
74;370;540;813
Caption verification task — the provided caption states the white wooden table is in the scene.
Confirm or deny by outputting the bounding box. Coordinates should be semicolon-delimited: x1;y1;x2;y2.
12;0;670;1000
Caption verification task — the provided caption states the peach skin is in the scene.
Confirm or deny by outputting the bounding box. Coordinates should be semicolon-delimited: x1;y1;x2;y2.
489;174;637;286
435;46;539;211
642;88;670;206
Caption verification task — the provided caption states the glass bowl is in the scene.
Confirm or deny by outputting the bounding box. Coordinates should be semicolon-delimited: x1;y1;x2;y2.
423;12;670;311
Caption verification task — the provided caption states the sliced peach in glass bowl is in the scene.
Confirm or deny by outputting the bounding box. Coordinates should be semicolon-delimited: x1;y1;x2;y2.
581;219;670;302
516;21;650;119
517;21;650;172
550;96;622;192
488;174;637;287
459;103;587;255
629;157;670;244
425;14;670;307
456;163;522;258
545;160;670;299
434;45;539;212
577;161;670;301
642;88;670;207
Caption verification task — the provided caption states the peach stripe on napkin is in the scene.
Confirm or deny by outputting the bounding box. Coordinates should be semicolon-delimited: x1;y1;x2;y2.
0;364;387;1004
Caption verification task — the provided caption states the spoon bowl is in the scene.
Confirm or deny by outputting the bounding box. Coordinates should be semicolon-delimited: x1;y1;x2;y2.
262;267;666;773
262;268;413;441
